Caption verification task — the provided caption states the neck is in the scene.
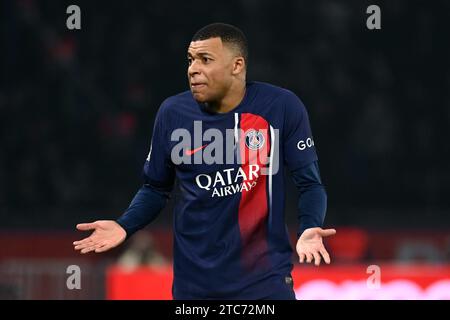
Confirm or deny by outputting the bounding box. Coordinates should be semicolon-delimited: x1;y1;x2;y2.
208;80;246;114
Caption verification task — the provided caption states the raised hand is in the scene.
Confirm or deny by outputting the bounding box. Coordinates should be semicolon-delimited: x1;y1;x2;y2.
296;227;336;266
73;220;127;254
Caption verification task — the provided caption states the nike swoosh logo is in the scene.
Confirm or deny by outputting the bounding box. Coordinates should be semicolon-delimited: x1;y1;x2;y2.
185;144;208;156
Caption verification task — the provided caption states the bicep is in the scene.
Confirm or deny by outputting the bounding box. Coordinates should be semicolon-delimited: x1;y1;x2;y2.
282;92;318;171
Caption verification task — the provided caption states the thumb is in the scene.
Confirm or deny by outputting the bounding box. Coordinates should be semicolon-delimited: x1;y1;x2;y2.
76;222;97;231
319;228;336;237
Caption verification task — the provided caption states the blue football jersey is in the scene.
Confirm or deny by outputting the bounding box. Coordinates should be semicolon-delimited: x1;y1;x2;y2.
145;81;318;299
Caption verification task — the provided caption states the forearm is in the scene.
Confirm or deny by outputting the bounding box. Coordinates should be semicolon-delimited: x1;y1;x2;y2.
297;184;327;237
116;184;168;238
291;161;328;238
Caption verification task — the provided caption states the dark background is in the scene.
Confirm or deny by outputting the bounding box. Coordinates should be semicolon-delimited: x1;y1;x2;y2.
1;0;449;231
1;0;450;300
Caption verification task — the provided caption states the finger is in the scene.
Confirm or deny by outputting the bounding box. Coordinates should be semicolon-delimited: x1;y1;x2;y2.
73;237;92;246
320;249;331;264
299;252;306;263
76;222;97;231
81;246;97;254
74;241;94;251
319;228;337;237
306;252;313;263
79;241;103;253
95;243;111;253
313;251;321;266
94;241;106;249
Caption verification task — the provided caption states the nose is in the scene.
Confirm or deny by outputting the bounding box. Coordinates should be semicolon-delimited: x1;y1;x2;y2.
188;59;201;78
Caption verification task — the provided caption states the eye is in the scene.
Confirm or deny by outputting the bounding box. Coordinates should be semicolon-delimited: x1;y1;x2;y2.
187;57;193;66
202;57;211;63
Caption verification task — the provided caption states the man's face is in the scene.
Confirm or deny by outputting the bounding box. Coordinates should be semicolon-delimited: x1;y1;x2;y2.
187;37;236;103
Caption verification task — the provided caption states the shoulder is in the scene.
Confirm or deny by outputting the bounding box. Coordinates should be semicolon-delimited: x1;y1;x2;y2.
159;90;194;111
250;81;301;104
250;81;291;97
155;90;197;121
251;81;306;113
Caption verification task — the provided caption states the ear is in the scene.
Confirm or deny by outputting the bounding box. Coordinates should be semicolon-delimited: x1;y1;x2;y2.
232;57;245;75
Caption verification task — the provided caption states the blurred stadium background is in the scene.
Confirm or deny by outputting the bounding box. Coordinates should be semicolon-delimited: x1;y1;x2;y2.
1;0;449;299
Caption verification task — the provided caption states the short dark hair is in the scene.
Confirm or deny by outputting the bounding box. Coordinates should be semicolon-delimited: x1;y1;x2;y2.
192;23;248;65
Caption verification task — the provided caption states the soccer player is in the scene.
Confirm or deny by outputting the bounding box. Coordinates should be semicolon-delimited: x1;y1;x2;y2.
73;23;336;300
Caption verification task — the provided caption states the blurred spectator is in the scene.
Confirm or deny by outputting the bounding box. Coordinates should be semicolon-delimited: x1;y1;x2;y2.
396;241;443;264
117;232;168;269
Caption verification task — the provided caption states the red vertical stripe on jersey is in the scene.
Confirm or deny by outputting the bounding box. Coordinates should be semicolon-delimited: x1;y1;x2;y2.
238;113;271;271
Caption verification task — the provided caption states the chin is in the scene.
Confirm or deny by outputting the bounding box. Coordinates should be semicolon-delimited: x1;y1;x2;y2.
192;92;208;103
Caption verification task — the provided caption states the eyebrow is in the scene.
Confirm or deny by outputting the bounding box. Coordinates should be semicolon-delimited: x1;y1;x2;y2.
187;51;214;58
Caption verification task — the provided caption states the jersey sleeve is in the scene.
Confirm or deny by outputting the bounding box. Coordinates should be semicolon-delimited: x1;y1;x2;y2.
282;91;318;170
143;100;175;193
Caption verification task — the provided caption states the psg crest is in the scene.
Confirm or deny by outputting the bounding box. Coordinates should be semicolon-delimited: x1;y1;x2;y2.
245;130;265;150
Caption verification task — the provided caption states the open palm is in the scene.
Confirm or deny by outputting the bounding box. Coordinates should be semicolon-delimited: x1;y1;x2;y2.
73;220;127;254
296;227;336;266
